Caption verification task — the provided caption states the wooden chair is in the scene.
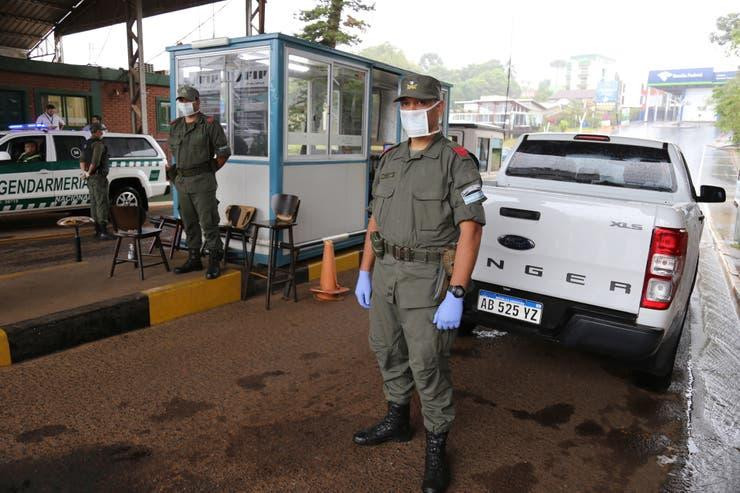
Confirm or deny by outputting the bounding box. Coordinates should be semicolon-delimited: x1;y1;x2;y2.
109;205;170;280
221;205;257;269
147;214;183;259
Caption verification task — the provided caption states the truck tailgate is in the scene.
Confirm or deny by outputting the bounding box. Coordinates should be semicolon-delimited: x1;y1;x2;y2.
473;186;657;314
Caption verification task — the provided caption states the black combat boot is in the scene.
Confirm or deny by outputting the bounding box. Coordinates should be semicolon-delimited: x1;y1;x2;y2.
205;250;222;280
174;249;203;274
97;222;113;240
353;402;412;446
421;430;450;493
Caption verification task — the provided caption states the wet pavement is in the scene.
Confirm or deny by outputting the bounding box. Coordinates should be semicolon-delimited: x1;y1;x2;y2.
0;270;694;492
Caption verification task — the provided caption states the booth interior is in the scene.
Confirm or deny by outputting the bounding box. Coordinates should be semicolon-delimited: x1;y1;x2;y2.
168;33;450;266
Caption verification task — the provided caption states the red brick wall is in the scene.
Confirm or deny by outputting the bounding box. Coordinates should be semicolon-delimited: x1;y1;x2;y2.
0;70;169;145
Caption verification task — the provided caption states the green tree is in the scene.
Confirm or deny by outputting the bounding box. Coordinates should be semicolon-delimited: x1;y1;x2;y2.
534;80;553;102
296;0;375;48
358;43;419;71
710;12;740;56
713;75;740;144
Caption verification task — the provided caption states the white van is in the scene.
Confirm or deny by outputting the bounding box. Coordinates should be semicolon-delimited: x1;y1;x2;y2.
0;129;169;215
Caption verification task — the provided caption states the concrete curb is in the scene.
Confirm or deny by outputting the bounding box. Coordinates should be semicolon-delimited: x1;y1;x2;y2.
0;250;360;366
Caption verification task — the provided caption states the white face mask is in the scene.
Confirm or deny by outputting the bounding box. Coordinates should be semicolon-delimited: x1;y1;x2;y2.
176;101;197;117
400;101;440;138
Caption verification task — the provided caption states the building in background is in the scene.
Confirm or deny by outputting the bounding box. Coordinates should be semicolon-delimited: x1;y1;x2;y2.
566;54;616;91
451;95;545;136
0;56;170;146
644;67;737;122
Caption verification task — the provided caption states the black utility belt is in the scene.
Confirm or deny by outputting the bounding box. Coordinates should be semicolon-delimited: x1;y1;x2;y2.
178;165;212;177
383;241;442;263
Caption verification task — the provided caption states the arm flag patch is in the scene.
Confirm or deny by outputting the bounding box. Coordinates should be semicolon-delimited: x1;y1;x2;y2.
452;146;470;158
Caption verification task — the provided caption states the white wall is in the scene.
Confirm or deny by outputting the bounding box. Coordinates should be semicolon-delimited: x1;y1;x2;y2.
283;162;367;245
681;87;716;122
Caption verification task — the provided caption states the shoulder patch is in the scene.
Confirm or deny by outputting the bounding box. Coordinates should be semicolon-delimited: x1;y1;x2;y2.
381;143;399;157
452;146;470;158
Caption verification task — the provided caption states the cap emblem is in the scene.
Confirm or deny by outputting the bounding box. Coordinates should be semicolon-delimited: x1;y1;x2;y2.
406;81;417;91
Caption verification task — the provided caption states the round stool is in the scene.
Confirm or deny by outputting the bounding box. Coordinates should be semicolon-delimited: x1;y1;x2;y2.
57;216;95;262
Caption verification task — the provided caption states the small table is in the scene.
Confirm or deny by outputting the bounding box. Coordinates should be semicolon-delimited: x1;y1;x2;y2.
244;219;298;309
56;216;95;262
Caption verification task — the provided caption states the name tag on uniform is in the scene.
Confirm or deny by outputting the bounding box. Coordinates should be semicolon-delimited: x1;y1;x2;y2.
380;172;395;179
461;184;485;205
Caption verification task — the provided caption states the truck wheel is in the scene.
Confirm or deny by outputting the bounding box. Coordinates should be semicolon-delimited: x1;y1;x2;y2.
111;185;143;209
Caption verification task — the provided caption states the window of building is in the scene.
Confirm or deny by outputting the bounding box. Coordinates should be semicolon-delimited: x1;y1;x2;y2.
287;54;330;156
228;48;270;158
104;137;158;158
156;98;171;132
286;51;368;159
41;94;89;128
177;47;271;158
331;64;366;155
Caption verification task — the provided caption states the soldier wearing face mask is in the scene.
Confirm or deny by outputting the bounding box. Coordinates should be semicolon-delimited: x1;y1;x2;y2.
167;85;231;279
353;74;486;493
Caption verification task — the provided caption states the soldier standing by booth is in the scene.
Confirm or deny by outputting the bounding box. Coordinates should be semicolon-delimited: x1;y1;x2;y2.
167;85;231;280
353;74;486;493
81;122;112;240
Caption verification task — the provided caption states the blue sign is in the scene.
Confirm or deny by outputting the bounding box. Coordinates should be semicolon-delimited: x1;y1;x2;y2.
648;68;714;86
595;80;619;103
714;71;737;83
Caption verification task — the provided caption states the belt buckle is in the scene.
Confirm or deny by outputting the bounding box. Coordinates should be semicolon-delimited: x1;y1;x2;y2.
392;245;401;260
402;247;411;262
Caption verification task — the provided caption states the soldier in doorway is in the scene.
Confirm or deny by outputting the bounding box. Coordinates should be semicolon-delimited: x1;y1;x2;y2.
168;85;231;279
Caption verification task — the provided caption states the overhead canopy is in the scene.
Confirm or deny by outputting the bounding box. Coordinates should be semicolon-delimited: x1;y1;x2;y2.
0;0;222;53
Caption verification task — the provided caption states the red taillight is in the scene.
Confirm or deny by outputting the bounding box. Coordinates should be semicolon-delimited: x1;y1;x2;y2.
641;227;688;310
574;134;610;142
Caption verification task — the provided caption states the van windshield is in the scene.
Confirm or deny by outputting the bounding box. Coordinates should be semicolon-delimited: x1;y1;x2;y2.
506;140;676;192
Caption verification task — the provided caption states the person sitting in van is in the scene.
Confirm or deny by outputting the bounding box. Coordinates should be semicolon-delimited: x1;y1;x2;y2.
18;141;42;163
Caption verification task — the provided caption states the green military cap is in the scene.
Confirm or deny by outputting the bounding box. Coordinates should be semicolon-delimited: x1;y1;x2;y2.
394;74;442;102
176;85;200;101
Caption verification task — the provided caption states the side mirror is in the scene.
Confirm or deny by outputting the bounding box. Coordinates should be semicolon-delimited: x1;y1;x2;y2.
696;185;726;203
0;151;10;161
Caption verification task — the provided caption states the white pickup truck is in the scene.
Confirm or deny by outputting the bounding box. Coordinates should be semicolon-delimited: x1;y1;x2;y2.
463;133;726;386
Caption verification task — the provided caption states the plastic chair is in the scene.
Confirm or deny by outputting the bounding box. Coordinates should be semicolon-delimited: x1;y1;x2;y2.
109;205;169;280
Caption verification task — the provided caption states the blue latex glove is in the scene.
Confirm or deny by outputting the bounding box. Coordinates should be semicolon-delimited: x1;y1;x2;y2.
433;291;463;330
355;270;372;309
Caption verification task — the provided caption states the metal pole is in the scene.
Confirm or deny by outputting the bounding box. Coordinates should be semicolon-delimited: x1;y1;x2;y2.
246;0;252;36
136;0;148;134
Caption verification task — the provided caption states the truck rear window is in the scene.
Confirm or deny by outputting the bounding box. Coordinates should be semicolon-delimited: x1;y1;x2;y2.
506;140;676;192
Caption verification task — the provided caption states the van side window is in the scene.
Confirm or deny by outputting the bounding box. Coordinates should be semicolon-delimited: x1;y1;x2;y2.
2;136;45;162
53;136;85;161
104;137;158;158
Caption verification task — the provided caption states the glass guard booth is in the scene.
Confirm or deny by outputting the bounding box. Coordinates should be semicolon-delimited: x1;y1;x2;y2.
168;33;450;264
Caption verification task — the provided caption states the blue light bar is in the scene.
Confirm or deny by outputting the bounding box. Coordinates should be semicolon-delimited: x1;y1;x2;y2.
8;123;48;131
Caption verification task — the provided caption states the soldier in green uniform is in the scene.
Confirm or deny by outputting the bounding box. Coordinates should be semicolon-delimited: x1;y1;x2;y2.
18;141;42;163
353;74;486;493
168;85;231;279
81;122;112;240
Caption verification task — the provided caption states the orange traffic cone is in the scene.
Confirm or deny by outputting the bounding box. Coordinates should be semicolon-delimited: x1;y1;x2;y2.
310;240;350;301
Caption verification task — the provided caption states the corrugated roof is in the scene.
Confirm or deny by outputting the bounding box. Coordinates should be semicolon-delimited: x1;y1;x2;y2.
0;0;78;50
0;0;221;54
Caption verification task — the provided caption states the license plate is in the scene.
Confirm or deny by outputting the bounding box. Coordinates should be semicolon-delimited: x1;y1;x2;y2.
477;290;543;325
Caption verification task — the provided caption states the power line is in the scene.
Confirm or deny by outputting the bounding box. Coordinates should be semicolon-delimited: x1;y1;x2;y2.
145;0;234;65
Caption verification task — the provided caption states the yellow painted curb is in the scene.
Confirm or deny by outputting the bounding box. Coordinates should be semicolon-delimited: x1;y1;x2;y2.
144;270;242;326
0;329;11;367
308;250;360;281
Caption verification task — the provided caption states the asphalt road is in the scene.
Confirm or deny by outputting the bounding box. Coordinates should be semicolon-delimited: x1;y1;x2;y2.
0;270;692;493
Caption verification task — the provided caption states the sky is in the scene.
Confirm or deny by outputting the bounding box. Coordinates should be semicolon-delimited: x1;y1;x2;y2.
59;0;739;96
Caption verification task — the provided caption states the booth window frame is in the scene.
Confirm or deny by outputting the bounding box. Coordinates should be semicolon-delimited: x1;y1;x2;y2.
283;47;370;162
174;44;272;162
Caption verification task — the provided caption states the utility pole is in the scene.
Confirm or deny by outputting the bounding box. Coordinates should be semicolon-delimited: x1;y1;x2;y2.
126;0;148;134
246;0;267;36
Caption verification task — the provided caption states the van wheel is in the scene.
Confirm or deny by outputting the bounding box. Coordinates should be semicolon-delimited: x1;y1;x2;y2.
112;186;143;209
